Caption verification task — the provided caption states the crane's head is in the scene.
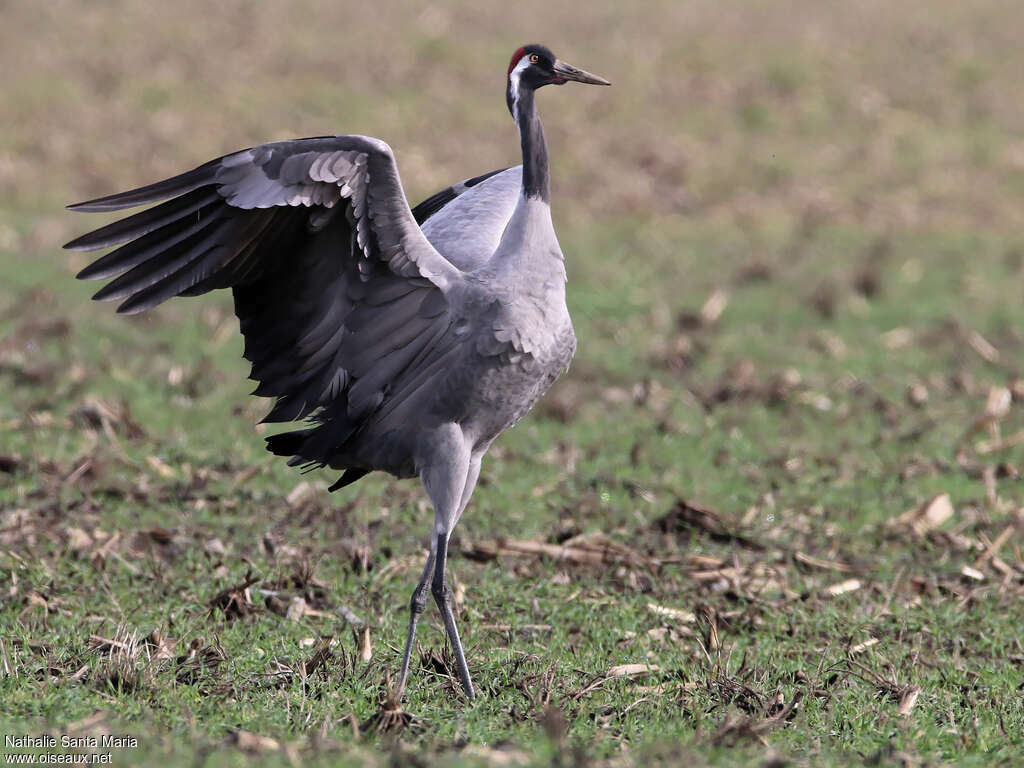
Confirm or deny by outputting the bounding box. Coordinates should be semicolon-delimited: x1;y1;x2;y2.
506;44;610;117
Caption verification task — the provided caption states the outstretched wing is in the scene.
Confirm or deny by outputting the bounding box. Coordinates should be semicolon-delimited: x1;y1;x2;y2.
66;135;464;428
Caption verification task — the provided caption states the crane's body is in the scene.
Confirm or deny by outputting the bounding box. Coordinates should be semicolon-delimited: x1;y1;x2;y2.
66;44;609;701
279;171;576;487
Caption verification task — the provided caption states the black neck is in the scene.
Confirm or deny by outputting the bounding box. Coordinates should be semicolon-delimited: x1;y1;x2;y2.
514;88;549;202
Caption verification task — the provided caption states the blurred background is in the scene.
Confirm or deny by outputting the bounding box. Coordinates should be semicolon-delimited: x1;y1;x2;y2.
10;0;1024;242
7;0;1024;498
3;0;1024;762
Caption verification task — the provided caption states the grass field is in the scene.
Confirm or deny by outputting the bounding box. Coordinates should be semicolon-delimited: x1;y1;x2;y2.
3;1;1024;765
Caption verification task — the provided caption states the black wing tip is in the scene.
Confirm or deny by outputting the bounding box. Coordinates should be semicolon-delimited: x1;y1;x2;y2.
65;233;105;252
75;264;103;280
112;288;157;314
65;157;222;215
67;200;104;212
89;285;123;303
65;197;155;252
66;197;147;214
64;219;117;251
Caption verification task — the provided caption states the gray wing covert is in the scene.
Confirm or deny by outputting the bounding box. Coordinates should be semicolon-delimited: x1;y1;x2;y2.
66;135;462;441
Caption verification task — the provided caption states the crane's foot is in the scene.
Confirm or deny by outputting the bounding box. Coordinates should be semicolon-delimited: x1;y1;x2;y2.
364;694;419;734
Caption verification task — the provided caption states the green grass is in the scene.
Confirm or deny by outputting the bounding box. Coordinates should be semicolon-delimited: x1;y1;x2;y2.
4;1;1024;766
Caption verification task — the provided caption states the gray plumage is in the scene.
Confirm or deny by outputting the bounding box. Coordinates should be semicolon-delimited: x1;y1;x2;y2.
66;44;609;701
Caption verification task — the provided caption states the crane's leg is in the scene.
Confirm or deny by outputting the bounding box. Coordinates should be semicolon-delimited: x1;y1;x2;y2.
431;455;481;699
392;541;436;702
431;531;472;698
393;426;479;701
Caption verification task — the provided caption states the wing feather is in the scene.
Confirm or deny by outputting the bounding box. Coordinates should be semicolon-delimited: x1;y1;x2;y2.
90;213;235;304
67;188;221;254
67;158;222;212
67;135;499;477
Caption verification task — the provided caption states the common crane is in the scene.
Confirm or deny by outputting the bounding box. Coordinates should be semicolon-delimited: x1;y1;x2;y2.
65;44;610;701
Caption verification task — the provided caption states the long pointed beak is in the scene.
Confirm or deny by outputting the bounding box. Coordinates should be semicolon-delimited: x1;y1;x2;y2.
551;59;611;86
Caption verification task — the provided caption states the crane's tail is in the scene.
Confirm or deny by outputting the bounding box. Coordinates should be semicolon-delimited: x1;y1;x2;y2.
265;428;370;492
265;428;315;459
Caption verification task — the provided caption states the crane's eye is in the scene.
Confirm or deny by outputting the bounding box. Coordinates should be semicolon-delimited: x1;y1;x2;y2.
529;54;539;63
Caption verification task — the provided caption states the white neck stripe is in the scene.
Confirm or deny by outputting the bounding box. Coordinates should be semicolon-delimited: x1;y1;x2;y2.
508;56;531;125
